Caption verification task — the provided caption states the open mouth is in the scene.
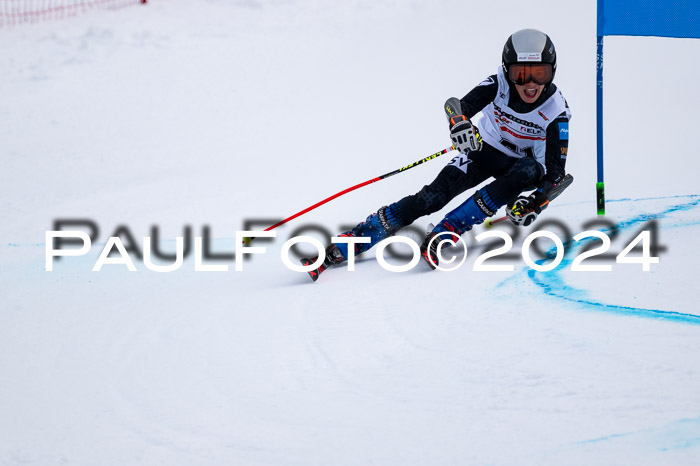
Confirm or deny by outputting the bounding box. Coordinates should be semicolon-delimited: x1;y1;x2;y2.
524;88;538;98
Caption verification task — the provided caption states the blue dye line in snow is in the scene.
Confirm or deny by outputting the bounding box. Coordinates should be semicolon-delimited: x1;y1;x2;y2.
576;415;700;450
523;195;700;325
606;193;700;203
527;265;700;325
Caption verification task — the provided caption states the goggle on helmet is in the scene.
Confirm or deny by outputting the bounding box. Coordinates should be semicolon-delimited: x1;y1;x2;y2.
502;28;557;86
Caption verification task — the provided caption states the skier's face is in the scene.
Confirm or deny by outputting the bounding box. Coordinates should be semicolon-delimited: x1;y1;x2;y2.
515;82;544;104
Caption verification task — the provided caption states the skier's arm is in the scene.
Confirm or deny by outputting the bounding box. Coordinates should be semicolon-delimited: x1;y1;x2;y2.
508;113;570;225
443;76;497;154
537;113;570;197
459;75;498;119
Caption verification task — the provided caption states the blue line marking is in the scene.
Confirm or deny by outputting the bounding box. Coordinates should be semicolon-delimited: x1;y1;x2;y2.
527;264;700;325
576;415;700;450
509;195;700;325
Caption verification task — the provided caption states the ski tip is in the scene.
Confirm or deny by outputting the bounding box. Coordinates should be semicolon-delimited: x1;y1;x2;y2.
300;257;323;282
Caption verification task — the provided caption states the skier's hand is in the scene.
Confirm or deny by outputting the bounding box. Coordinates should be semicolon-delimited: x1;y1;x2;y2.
449;115;482;154
506;191;548;227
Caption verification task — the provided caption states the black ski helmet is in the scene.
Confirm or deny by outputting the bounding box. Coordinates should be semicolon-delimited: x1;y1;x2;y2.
502;29;557;83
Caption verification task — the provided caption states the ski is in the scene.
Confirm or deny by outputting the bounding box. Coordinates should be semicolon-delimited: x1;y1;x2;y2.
300;256;327;282
300;244;345;282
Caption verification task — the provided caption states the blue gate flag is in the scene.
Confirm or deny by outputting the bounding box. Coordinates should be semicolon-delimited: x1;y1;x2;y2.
595;0;700;215
598;0;700;39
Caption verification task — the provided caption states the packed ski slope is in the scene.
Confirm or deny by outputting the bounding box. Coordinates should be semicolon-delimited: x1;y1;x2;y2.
1;1;700;465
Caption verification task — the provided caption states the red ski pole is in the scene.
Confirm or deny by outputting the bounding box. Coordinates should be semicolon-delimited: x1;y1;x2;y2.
242;145;455;244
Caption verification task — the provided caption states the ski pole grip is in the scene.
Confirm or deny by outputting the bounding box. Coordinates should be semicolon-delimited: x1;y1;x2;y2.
444;97;463;122
450;115;467;126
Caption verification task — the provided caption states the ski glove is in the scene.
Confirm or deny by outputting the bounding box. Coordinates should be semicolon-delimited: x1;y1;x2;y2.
449;115;482;154
506;191;549;227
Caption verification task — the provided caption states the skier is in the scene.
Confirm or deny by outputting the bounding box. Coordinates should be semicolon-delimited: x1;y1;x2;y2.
304;28;571;279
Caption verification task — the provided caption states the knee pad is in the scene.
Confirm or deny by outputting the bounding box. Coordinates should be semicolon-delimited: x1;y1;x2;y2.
509;157;544;186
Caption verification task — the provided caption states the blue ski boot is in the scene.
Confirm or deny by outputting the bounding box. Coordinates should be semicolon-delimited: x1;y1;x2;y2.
421;188;499;269
333;205;403;261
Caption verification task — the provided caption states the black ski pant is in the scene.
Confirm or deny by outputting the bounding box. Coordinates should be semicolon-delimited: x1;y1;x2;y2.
390;143;544;227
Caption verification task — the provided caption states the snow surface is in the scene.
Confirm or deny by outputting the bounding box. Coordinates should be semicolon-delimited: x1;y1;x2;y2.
1;0;700;464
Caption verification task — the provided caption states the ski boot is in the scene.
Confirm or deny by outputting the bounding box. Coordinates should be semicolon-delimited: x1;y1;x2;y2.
300;243;346;282
301;205;404;282
420;188;498;269
333;205;403;259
